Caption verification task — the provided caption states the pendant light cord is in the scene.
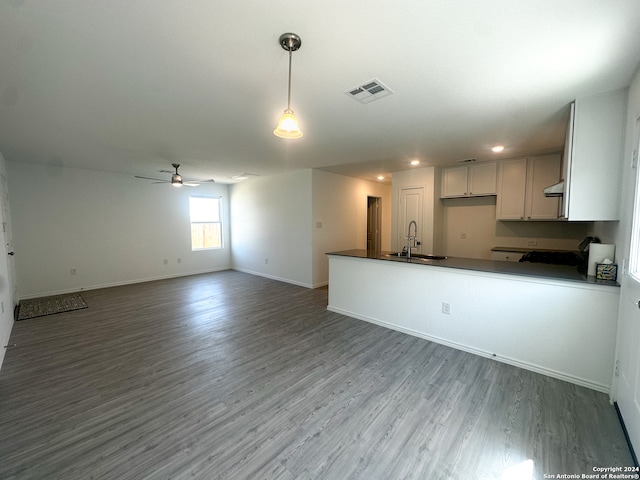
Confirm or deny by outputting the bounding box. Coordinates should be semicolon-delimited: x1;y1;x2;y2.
287;49;292;111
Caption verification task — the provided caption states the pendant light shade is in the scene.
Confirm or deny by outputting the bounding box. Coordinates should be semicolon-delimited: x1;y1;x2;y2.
274;109;302;139
274;33;303;139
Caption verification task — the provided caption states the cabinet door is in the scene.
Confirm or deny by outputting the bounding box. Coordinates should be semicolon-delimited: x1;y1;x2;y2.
469;163;497;195
565;89;626;221
441;166;468;197
527;154;561;219
496;159;527;220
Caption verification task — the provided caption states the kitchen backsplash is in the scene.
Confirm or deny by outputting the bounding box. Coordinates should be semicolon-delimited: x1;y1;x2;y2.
442;197;590;259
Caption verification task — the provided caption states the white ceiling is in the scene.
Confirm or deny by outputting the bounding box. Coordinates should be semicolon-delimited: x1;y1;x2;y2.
1;1;639;185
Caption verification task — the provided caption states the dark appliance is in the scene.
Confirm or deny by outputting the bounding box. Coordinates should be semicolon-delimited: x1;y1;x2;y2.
519;236;600;271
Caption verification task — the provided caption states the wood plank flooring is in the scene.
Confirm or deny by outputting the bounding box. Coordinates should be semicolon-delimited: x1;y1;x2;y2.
0;270;634;479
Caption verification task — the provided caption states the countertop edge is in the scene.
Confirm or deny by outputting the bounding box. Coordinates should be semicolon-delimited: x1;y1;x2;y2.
327;250;620;288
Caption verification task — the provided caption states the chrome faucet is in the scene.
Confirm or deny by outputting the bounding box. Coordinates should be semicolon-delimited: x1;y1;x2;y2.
406;220;417;259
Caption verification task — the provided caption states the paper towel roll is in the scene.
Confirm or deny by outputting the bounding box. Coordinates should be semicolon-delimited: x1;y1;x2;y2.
587;243;615;276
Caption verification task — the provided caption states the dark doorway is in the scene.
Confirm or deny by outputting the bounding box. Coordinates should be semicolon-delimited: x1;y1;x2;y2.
367;196;382;255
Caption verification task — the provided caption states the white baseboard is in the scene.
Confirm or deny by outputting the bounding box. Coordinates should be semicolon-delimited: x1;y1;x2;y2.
327;305;611;394
231;267;314;289
18;267;232;300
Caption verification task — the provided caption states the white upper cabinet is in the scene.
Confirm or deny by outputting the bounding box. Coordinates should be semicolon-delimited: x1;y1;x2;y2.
496;154;561;220
561;89;626;221
441;162;497;198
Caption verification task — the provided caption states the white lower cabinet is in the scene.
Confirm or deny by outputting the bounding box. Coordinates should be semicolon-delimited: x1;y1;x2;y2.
496;154;561;220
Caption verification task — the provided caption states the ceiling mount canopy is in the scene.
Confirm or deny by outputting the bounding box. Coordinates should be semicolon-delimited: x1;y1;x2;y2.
273;33;303;139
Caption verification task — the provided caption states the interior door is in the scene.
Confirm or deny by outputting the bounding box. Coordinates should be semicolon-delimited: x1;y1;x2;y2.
616;120;640;456
399;187;423;254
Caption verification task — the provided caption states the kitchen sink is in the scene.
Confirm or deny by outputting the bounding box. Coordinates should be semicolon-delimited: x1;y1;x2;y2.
385;252;447;260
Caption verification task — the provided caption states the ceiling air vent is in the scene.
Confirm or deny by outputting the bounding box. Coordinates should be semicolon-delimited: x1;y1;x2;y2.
230;173;260;181
345;78;394;104
457;158;477;163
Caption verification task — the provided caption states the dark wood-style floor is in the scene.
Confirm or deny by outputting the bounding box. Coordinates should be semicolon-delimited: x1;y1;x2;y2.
0;271;634;479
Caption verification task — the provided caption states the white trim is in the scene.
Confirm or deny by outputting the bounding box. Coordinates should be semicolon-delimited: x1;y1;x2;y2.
18;267;231;300
19;267;322;300
231;267;314;289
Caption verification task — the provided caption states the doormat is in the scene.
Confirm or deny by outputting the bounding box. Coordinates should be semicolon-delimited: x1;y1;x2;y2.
17;294;88;321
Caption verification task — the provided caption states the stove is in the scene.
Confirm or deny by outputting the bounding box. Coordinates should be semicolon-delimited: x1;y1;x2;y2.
519;250;585;266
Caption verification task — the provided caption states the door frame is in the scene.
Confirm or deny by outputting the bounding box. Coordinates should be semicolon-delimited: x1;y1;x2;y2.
613;114;640;462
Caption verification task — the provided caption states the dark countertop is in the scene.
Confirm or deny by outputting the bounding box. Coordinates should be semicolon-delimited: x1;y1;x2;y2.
327;249;619;287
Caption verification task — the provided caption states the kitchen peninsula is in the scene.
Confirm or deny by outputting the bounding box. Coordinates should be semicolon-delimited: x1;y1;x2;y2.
327;249;620;393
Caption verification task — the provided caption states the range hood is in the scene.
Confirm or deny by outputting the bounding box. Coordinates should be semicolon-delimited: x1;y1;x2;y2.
543;181;564;197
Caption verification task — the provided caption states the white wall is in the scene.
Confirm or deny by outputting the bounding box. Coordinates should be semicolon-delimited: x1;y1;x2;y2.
443;196;590;259
600;75;639;256
311;170;391;287
8;161;231;298
230;169;313;287
328;255;620;392
229;169;392;288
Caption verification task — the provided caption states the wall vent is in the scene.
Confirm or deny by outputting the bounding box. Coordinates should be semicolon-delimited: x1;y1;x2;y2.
345;78;394;104
457;158;477;163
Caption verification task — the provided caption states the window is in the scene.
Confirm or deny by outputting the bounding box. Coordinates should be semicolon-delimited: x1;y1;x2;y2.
189;196;222;250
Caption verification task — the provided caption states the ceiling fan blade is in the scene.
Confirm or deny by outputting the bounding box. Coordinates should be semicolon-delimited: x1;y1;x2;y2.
135;175;169;182
183;178;215;184
182;182;200;187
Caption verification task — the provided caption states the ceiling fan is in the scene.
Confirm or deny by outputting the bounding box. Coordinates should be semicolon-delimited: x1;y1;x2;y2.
135;163;214;187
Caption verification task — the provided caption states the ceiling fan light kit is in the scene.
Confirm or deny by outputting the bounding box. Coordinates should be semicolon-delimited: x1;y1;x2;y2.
274;33;303;139
135;163;213;187
171;167;183;187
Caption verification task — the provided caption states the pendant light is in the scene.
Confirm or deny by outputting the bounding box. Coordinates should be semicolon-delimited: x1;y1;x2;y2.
274;33;303;139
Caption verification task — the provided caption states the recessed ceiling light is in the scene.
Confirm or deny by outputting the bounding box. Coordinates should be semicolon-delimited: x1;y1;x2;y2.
377;175;385;181
410;159;420;166
491;145;505;153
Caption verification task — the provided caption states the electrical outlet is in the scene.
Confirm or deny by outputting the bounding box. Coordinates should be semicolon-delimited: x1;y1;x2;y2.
70;268;77;275
442;302;451;315
163;259;168;265
527;240;538;246
460;233;467;239
264;258;268;264
177;258;181;264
